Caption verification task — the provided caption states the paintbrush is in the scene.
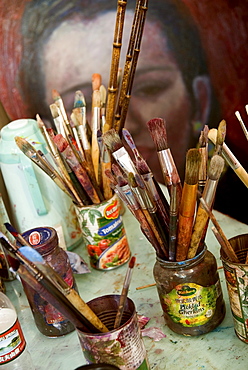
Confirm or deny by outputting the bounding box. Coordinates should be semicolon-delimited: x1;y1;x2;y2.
52;89;73;137
208;128;248;188
115;0;148;133
14;136;78;201
50;103;68;138
187;154;225;259
4;223;109;332
146;117;182;203
235;110;248;141
53;134;101;204
198;125;209;196
176;148;201;261
91;74;102;183
168;170;179;261
103;128;138;175
129;172;169;257
104;0;128;133
122;127;143;163
214;120;226;155
135;156;170;229
0;232;108;333
100;84;107;132
116;174;166;258
199;198;240;263
114;256;136;328
101;143;113;200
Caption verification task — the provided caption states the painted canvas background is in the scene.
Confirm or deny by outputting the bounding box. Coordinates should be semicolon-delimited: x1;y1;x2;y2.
0;0;248;223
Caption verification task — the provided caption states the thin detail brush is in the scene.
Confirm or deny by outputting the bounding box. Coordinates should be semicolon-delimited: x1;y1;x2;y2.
114;256;136;328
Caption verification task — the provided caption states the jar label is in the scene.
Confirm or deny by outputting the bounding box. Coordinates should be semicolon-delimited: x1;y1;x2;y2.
75;195;131;270
164;282;218;327
0;319;26;364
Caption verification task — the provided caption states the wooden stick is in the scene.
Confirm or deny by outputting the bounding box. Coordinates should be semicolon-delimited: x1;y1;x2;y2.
199;198;239;263
104;0;127;132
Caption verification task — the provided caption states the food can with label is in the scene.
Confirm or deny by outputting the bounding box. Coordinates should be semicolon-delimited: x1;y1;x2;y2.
75;194;131;270
153;244;226;336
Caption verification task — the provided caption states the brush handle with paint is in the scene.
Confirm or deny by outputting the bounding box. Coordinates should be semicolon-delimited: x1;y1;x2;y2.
208;128;248;188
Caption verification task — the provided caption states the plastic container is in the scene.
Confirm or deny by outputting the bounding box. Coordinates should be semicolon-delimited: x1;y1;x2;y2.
153;245;226;336
0;292;34;369
0;118;82;251
20;226;76;337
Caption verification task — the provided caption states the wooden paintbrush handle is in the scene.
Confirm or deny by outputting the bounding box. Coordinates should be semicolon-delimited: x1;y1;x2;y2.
187;207;209;259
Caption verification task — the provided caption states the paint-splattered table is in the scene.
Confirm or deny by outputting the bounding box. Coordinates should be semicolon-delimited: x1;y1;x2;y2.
5;205;248;370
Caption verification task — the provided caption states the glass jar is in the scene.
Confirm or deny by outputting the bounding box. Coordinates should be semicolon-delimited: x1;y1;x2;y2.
20;226;76;337
153;245;226;336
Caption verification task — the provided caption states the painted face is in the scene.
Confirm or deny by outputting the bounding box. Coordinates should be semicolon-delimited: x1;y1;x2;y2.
43;11;195;182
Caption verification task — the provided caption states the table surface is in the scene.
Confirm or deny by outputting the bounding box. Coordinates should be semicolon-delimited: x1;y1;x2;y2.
4;201;248;370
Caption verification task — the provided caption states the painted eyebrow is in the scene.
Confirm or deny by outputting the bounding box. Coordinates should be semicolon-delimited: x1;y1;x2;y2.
134;65;178;77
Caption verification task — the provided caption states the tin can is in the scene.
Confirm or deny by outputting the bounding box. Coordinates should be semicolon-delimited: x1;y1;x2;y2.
221;233;248;343
75;194;131;270
20;226;76;337
153;245;226;336
77;295;150;370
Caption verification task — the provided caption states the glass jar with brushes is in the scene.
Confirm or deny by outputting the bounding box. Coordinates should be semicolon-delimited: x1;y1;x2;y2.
153;244;226;336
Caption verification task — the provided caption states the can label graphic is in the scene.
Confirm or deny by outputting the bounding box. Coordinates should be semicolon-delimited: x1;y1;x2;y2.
75;194;131;270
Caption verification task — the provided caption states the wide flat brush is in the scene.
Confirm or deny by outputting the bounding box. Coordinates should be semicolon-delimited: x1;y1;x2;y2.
176;149;201;261
146;117;182;204
104;0;128;133
187;154;225;259
208;128;248;188
103;128;138;175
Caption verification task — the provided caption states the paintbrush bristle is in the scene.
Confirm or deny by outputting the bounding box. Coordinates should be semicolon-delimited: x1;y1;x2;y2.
50;103;60;118
199;125;209;147
208;154;225;181
128;255;136;268
216;119;226;147
112;163;124;178
102;129;123;153
146;118;168;151
52;89;61;101
117;175;128;187
15;136;34;154
74;90;86;108
53;134;68;152
135;157;151;175
184;148;201;185
92;73;102;91
100;85;107;107
128;172;137;188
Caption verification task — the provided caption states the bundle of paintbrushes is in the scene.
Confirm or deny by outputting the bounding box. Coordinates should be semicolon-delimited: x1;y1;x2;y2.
0;227;109;334
14;0;148;209
100;117;241;264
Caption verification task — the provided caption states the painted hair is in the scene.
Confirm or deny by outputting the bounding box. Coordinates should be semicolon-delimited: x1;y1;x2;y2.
18;0;212;122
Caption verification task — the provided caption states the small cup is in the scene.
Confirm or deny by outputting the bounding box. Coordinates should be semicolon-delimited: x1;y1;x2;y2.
75;194;131;270
77;295;150;370
221;233;248;343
